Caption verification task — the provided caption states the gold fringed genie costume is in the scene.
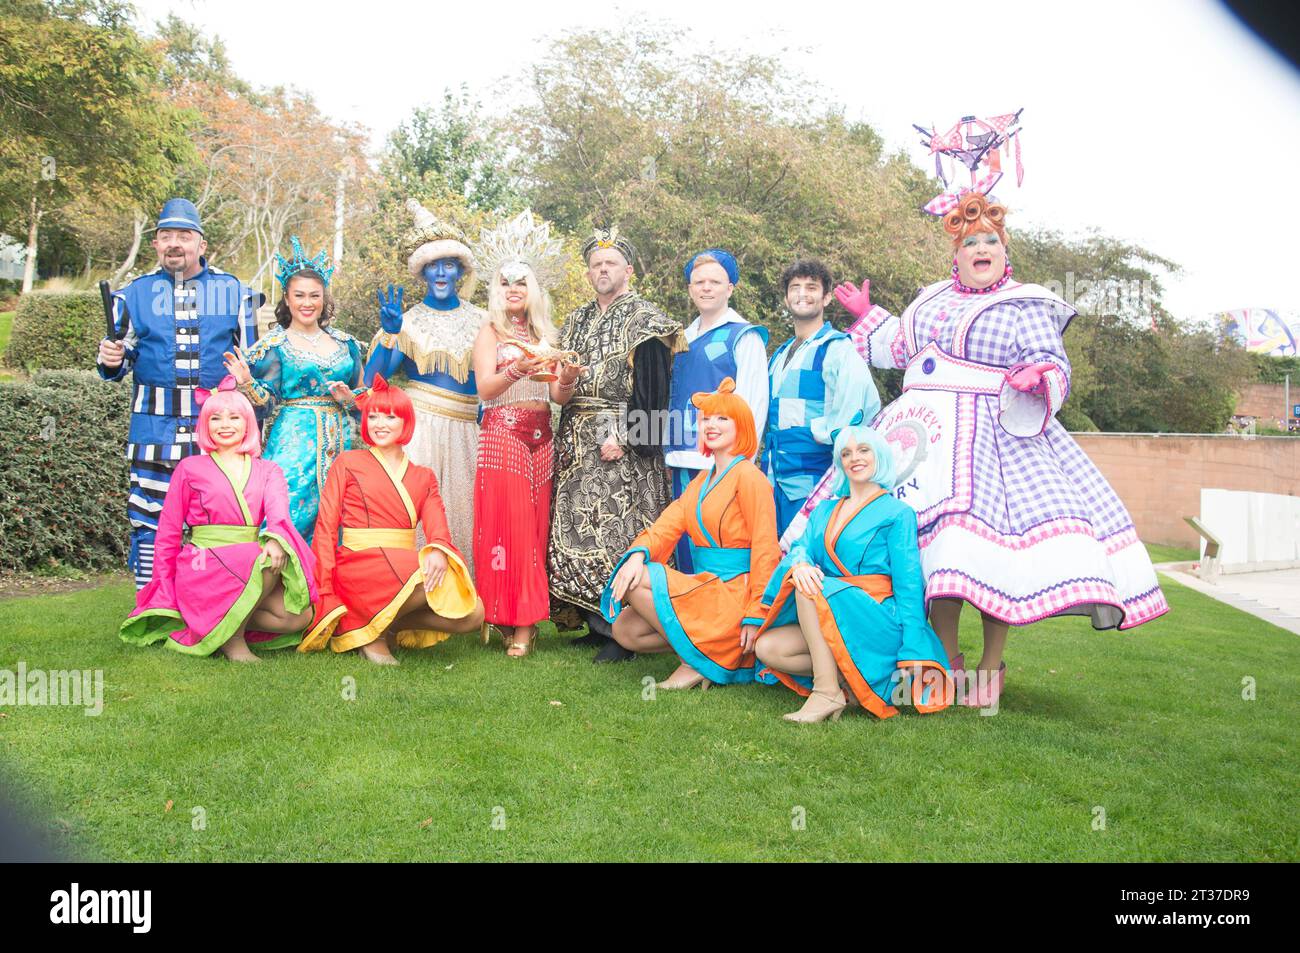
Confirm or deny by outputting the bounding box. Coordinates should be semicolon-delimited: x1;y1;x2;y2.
364;200;486;576
548;290;686;621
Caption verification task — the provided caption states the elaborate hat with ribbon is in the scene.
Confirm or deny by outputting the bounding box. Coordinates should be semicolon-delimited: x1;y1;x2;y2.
275;236;335;290
923;169;1003;217
913;109;1024;191
400;199;478;296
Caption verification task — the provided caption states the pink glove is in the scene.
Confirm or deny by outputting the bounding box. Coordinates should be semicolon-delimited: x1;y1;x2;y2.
834;280;872;319
1005;362;1056;395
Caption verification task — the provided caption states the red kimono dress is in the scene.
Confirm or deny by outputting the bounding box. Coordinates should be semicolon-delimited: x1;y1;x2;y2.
301;447;477;653
600;456;781;683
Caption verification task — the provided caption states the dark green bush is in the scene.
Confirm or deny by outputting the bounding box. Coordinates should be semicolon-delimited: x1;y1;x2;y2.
0;369;131;572
4;291;103;372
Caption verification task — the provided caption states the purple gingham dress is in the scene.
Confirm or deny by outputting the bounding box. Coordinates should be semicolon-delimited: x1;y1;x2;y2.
795;279;1168;630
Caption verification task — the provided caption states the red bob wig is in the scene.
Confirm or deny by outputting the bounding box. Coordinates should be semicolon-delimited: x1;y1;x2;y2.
357;374;416;446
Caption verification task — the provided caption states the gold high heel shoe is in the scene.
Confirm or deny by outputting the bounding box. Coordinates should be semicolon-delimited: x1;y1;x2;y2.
506;625;537;658
782;689;847;723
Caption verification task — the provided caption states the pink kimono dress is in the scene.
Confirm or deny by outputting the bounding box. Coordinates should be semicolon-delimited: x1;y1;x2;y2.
119;453;318;655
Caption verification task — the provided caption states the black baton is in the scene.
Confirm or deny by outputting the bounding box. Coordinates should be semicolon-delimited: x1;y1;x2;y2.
99;280;129;341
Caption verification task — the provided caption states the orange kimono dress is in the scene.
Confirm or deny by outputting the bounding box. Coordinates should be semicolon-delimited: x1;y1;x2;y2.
301;447;477;653
600;456;781;684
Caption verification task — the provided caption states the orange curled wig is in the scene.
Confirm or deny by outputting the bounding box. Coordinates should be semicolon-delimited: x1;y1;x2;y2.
691;376;758;459
357;374;416;445
943;192;1009;250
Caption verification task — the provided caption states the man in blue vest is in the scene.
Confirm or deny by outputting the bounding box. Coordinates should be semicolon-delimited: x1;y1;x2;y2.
665;249;768;572
764;259;880;536
95;198;263;588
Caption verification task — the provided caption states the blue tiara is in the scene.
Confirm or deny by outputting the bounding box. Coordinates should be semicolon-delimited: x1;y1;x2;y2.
275;236;335;289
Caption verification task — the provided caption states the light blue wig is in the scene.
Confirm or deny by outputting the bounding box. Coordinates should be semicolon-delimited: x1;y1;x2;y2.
831;423;896;495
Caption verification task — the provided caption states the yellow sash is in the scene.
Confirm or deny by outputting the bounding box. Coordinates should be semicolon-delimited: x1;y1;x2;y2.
341;528;417;551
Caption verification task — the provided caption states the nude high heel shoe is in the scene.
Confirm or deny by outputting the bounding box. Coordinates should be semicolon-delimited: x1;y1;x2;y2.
782;689;848;723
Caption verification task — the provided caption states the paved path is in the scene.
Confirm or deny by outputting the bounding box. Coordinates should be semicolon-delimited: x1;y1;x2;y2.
1157;566;1300;636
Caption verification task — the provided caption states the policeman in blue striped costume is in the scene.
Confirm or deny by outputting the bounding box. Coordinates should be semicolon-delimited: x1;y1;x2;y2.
95;199;263;588
764;259;880;536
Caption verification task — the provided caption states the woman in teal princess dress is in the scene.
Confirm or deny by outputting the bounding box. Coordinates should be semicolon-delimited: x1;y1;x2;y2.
224;238;364;543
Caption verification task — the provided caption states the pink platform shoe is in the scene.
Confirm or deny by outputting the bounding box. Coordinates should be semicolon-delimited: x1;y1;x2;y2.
962;662;1006;708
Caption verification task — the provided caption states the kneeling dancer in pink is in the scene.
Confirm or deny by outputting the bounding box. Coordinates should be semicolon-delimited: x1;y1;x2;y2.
120;376;317;660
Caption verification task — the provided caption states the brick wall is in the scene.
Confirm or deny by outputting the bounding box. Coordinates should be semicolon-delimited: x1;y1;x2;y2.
1073;433;1300;547
1234;382;1292;423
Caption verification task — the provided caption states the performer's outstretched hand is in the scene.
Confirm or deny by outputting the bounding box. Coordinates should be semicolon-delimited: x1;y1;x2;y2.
791;562;825;598
222;346;252;385
377;285;405;334
1005;361;1055;395
834;280;872;318
328;381;356;406
611;551;646;602
422;548;449;593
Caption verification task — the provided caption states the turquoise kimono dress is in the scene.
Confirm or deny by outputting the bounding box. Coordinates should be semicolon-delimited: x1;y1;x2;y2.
240;325;364;543
757;489;952;719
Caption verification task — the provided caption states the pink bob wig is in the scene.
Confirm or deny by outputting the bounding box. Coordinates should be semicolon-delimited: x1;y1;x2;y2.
358;374;416;446
196;376;262;455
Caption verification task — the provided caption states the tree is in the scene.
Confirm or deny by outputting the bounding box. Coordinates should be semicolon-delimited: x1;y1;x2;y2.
383;87;523;214
0;1;192;290
154;13;255;99
515;25;948;336
168;79;368;293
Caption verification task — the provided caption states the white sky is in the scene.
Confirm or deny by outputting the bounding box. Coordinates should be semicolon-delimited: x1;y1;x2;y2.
137;0;1300;320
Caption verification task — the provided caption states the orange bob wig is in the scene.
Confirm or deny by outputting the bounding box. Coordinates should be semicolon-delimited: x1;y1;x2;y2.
691;376;758;459
357;374;416;446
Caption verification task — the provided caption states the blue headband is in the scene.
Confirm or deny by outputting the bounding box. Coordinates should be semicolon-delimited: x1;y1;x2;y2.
684;248;739;285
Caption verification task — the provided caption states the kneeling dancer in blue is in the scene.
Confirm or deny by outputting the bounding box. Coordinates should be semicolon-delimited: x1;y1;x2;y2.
755;416;953;722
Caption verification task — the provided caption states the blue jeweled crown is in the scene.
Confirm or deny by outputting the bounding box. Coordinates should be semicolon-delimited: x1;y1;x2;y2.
275;236;335;289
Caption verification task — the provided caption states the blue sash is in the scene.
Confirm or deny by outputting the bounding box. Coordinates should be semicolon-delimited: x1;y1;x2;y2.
690;545;751;581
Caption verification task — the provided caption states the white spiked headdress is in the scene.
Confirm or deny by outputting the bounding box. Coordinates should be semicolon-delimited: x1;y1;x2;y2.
474;210;567;291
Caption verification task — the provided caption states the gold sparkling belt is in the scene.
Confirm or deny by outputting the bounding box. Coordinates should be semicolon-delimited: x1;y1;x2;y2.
282;396;344;409
406;380;479;422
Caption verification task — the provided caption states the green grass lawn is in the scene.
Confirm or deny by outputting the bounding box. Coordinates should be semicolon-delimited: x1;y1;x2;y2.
1145;542;1199;564
1;574;1296;861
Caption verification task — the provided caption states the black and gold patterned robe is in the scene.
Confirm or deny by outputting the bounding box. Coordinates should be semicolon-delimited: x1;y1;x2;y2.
548;292;685;617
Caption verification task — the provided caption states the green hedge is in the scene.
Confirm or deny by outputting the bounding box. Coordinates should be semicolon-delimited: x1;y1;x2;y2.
4;291;104;372
0;369;131;572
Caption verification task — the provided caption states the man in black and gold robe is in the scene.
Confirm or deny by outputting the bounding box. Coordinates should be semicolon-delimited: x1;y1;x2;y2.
549;228;685;661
